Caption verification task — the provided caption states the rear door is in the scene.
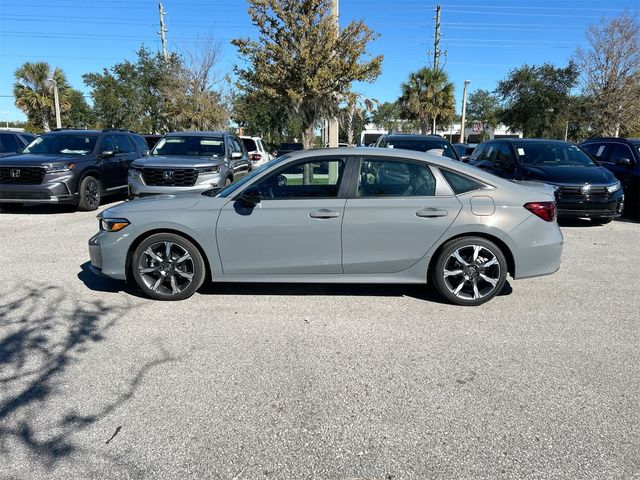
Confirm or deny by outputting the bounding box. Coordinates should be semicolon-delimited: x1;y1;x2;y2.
341;156;462;274
216;155;349;275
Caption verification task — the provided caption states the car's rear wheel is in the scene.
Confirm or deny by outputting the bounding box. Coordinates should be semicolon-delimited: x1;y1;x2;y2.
78;176;102;211
131;233;206;301
433;237;508;306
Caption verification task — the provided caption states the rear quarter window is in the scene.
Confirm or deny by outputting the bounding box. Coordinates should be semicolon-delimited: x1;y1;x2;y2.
440;168;485;194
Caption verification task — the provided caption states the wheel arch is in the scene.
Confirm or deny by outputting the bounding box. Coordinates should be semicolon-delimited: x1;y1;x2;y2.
427;231;516;279
125;228;213;284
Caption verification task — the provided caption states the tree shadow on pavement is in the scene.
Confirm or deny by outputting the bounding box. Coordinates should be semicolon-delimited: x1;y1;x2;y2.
0;283;173;473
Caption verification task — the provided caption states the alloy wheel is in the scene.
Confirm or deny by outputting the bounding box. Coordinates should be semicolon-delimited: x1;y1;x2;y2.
442;244;501;301
137;241;195;296
85;178;100;208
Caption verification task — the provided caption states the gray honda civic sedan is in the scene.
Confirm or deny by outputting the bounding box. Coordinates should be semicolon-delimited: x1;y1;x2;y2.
88;148;563;306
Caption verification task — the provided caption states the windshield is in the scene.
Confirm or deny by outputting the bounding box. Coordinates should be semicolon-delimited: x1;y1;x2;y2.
514;142;596;167
212;155;292;198
152;136;225;157
387;139;458;160
23;134;97;155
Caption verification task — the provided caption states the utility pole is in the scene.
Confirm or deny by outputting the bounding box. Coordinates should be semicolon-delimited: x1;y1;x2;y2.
431;4;442;135
328;0;339;149
459;80;470;144
158;2;168;61
50;78;62;129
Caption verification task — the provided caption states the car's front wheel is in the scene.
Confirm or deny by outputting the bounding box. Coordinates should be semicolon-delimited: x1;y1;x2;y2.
433;237;508;306
78;176;102;211
131;233;206;300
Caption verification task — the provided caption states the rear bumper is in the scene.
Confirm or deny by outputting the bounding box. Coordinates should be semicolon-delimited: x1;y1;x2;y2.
509;215;564;280
0;182;77;204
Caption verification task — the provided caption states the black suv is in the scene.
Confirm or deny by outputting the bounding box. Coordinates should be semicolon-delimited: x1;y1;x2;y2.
0;129;148;211
580;138;640;220
0;130;36;157
469;139;624;224
374;134;460;161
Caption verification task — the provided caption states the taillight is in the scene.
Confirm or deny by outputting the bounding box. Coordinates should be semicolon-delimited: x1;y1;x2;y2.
524;202;556;222
249;153;261;162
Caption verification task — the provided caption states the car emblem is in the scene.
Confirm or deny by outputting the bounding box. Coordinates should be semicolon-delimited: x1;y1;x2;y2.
580;184;591;195
163;170;174;180
9;169;20;178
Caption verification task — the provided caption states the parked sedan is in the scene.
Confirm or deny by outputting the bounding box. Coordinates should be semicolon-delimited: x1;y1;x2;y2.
469;139;624;224
89;148;563;306
128;131;251;198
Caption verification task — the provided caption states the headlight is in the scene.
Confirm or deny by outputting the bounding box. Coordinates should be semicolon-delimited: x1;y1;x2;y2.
129;165;142;173
606;182;621;193
100;217;130;232
197;166;220;174
46;163;75;173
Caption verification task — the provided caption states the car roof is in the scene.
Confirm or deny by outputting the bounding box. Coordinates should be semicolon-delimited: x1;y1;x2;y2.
385;134;447;140
165;131;227;137
581;137;640;144
487;138;572;145
46;129;102;135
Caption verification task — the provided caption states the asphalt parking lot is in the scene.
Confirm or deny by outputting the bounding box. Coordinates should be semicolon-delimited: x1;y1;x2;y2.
0;201;638;480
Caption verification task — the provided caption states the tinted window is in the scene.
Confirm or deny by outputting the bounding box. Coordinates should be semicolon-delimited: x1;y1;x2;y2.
131;134;149;154
358;158;435;197
494;143;515;165
608;144;635;164
232;137;244;155
114;134;135;153
152;136;225;157
478;143;496;161
242;138;257;151
18;133;36;145
256;158;345;199
440;169;484;195
100;135;116;152
469;144;485;161
581;143;609;161
514;142;596;167
0;133;21;152
23;134;97;155
386;138;457;160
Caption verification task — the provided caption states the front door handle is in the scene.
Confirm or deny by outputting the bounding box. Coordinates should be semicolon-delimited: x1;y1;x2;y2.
309;209;341;219
416;208;448;218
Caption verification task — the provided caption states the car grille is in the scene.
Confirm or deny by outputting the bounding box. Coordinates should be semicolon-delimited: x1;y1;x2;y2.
556;185;609;200
0;167;45;185
0;191;50;200
141;168;198;187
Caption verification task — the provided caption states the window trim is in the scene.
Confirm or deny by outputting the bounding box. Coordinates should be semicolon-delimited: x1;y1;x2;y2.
438;166;491;196
234;155;354;201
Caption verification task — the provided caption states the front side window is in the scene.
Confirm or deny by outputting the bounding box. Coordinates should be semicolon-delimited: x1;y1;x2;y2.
114;134;135;153
608;144;635;164
152;136;225;157
581;143;609;161
242;138;257;152
255;158;346;199
494;143;515;168
358;158;436;197
0;133;21;152
23;134;98;155
514;142;596;167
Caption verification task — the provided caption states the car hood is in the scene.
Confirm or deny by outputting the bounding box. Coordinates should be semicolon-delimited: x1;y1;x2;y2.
103;193;204;215
0;154;85;167
521;165;616;185
132;155;224;169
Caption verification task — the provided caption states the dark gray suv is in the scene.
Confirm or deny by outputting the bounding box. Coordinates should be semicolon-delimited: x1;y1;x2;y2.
0;129;148;211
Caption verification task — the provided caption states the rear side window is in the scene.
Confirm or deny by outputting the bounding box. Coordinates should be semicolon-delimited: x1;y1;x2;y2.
358;158;436;197
440;169;485;195
0;133;21;152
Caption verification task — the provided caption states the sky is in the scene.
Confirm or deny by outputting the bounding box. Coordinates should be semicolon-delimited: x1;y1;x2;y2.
1;0;639;123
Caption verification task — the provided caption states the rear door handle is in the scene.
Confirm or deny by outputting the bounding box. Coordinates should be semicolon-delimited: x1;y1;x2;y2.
416;208;448;218
309;209;341;219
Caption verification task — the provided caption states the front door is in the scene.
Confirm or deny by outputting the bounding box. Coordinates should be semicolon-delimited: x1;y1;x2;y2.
97;135;122;189
113;133;139;187
342;156;462;274
216;156;348;275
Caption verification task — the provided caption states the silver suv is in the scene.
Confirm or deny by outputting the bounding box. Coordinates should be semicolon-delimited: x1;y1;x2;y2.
128;131;251;198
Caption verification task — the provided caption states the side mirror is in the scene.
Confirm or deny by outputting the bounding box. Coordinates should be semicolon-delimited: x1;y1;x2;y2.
616;157;633;167
101;150;115;158
460;155;470;163
231;152;243;160
239;185;262;206
143;149;150;156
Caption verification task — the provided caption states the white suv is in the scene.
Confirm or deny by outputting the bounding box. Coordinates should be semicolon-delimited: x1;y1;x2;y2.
240;136;273;167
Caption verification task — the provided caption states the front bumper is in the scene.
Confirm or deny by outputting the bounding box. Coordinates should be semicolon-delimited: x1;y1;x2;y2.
556;192;624;219
128;171;225;197
0;181;77;204
88;230;131;280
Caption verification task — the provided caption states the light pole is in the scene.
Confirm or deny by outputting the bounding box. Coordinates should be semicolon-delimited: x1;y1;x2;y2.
1;111;9;128
459;80;470;143
49;78;62;129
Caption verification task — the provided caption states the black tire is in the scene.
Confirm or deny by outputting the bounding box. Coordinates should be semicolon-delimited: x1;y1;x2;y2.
590;217;612;225
78;175;102;211
432;236;508;306
131;233;206;301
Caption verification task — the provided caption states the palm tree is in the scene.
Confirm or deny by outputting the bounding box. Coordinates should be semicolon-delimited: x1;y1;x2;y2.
14;62;70;132
398;67;455;134
341;93;378;145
